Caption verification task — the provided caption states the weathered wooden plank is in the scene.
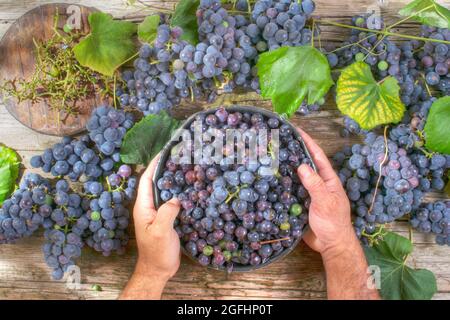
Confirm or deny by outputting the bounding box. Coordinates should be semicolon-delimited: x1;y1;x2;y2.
1;236;449;299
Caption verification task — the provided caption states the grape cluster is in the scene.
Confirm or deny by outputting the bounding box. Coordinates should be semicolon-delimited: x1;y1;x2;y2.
156;108;311;269
2;165;136;280
118;22;188;114
117;0;323;115
30;135;95;181
30;106;134;183
334;133;423;239
3;104;137;280
251;0;315;50
340;116;368;137
0;173;52;243
418;26;450;95
197;0;259;92
41;179;86;279
83;166;135;257
411;201;450;246
329;15;432;110
86;105;134;157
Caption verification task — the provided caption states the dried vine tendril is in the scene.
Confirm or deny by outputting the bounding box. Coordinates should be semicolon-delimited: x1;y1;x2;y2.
0;14;119;124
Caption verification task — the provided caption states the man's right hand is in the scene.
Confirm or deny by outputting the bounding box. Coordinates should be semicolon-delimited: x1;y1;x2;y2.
296;129;380;300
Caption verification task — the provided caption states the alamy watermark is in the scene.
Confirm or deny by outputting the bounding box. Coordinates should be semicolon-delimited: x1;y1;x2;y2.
367;265;381;290
169;120;281;175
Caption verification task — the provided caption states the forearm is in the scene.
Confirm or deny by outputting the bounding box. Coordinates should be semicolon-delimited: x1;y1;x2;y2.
119;264;169;300
322;235;381;300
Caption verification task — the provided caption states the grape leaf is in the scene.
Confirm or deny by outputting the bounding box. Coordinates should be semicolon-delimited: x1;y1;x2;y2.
138;15;160;43
171;0;199;45
364;232;437;300
424;96;450;154
257;46;334;118
0;145;20;205
336;62;405;130
73;12;137;76
399;0;450;29
120;112;180;166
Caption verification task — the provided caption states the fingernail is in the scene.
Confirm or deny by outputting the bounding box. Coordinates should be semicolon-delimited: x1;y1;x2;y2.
168;197;180;206
299;164;313;179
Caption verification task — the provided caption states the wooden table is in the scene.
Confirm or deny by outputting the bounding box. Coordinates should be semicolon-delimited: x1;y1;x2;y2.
0;0;449;300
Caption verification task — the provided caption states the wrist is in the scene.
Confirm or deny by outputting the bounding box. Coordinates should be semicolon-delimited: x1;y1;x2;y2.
320;228;361;264
133;259;172;284
120;263;169;300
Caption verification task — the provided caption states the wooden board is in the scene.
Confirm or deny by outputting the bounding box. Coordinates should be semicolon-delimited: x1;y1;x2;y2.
0;0;449;300
0;3;104;137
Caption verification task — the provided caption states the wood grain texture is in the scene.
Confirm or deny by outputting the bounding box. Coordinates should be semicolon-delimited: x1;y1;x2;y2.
0;0;449;300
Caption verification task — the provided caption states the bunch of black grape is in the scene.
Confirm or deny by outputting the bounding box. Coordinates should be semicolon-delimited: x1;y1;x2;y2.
86;105;134;158
340;116;368;137
41;179;86;279
389;96;449;193
410;201;450;246
197;0;259;93
4;104;137;280
118;21;188;114
1;167;136;280
418;26;450;95
30;135;96;181
83;165;136;257
329;15;431;107
42;164;135;280
0;173;52;243
250;0;315;51
327;15;390;73
117;0;327;115
30;106;134;182
334;132;423;239
156;108;311;269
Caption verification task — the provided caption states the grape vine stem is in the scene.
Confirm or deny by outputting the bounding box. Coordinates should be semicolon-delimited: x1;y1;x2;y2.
316;19;450;45
368;125;389;215
260;237;290;245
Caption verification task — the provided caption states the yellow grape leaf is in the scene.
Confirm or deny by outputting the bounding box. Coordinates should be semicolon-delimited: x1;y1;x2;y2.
336;62;405;130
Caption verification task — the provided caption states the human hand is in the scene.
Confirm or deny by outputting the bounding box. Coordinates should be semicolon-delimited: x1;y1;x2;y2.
296;129;358;260
133;154;181;279
120;155;181;299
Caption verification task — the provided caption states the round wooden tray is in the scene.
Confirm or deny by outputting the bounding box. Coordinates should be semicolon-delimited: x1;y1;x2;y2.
0;3;106;136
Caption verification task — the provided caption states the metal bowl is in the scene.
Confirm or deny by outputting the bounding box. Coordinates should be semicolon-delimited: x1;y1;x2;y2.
152;105;316;272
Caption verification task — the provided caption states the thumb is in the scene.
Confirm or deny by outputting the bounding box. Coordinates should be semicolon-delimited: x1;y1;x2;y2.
153;198;181;230
297;164;328;200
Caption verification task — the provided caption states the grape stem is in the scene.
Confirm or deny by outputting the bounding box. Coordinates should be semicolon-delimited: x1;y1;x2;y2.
409;225;414;245
327;33;377;54
361;225;385;246
260;237;290;245
368;125;389;215
113;74;117;109
316;19;450;45
386;5;434;31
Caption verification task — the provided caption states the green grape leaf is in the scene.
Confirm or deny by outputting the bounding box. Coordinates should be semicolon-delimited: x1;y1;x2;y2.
257;46;334;118
73;12;137;76
399;0;450;29
364;232;437;300
336;61;405;130
424;96;450;154
171;0;200;45
120;112;181;166
138;15;160;43
0;145;20;205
